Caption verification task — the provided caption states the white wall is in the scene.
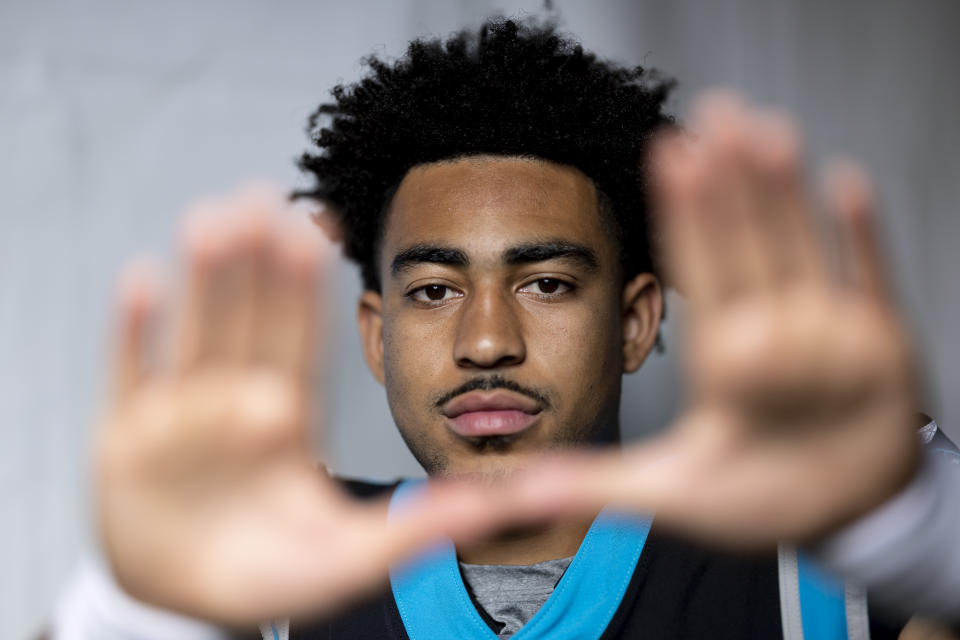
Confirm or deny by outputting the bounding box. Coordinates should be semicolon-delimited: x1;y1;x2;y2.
2;1;958;636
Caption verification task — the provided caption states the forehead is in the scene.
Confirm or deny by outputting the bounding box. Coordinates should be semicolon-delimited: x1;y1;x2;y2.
383;156;608;255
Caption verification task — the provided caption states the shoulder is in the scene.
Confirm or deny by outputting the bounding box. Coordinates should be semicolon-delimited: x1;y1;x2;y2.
333;476;404;500
918;415;960;465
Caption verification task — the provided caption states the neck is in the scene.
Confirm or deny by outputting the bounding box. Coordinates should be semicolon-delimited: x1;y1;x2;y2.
444;421;621;565
456;512;598;565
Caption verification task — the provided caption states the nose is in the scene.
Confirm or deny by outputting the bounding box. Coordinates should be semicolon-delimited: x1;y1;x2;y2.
453;286;526;369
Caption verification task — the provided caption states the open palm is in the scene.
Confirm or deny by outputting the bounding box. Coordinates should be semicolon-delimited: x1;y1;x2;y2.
97;189;500;626
509;94;921;548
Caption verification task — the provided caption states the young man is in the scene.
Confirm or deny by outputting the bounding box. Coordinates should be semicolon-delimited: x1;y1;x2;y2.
54;17;959;640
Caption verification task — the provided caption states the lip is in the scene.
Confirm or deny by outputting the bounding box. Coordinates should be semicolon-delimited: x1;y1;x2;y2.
442;390;543;438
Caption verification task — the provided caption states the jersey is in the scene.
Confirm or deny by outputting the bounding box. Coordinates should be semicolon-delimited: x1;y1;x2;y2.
269;417;960;640
279;479;904;640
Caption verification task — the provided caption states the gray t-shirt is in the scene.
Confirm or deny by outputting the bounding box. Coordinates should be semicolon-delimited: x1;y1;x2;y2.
459;556;573;638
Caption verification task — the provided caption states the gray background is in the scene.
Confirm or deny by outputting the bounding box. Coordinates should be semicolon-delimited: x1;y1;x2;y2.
2;0;958;636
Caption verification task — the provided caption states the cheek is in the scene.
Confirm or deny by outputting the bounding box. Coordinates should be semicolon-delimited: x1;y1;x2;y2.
526;298;624;403
380;313;451;421
384;311;452;372
530;292;622;362
381;321;416;411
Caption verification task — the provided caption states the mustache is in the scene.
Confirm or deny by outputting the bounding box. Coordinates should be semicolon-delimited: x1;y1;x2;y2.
433;374;552;411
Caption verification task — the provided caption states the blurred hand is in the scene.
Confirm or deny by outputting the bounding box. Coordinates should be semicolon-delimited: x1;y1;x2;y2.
508;93;922;548
96;187;501;626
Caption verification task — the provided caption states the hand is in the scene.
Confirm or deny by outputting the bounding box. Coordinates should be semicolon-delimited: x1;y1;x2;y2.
507;93;922;548
96;187;503;626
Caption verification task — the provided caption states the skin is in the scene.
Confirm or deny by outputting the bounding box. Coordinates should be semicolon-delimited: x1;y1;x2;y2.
95;189;531;625
356;156;662;563
509;95;921;550
94;92;928;627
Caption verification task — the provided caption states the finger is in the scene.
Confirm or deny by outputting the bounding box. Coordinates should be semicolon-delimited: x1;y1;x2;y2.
747;110;828;285
369;480;545;566
174;204;229;372
308;201;344;245
650;130;716;303
823;160;889;301
503;436;695;523
261;209;328;380
111;258;163;404
692;93;774;298
501;418;757;539
216;190;275;364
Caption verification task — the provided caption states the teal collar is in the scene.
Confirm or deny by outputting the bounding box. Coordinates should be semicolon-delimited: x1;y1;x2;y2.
388;479;652;640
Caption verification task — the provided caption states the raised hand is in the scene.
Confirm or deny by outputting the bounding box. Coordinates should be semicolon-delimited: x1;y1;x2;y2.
96;187;502;626
509;93;922;548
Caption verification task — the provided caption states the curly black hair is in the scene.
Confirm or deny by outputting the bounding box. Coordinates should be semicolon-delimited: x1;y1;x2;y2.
295;16;674;292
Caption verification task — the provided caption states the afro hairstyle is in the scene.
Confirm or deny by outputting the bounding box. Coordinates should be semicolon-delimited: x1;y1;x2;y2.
295;16;675;292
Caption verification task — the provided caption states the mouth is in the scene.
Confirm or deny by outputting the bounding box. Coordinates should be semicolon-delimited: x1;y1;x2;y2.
442;390;543;439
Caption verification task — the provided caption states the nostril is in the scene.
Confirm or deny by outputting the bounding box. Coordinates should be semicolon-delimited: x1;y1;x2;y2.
452;296;526;368
455;350;524;369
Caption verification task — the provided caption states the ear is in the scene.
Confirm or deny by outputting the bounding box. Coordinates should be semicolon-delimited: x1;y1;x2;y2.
357;290;385;385
621;273;662;373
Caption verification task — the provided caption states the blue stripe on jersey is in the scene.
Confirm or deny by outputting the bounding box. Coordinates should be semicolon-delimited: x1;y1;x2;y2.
797;551;849;640
388;479;652;640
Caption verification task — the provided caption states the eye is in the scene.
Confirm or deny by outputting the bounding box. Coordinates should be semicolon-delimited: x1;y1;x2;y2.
519;278;573;297
409;284;463;304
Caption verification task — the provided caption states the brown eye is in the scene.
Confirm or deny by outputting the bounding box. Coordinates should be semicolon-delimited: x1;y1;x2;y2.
425;285;447;300
519;278;572;298
410;284;461;304
537;278;560;294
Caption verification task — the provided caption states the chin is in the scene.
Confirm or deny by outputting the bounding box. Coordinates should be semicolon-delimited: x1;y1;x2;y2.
408;422;604;480
439;465;524;484
438;444;541;483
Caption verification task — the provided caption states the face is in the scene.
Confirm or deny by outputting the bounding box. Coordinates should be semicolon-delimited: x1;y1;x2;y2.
357;156;661;478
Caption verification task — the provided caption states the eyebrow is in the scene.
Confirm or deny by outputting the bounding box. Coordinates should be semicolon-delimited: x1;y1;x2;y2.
503;241;599;272
391;245;469;276
389;240;600;277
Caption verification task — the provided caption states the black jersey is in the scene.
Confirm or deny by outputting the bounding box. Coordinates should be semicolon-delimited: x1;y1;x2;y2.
283;479;905;640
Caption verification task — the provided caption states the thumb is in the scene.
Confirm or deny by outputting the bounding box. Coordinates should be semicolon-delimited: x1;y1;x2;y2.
110;258;163;406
